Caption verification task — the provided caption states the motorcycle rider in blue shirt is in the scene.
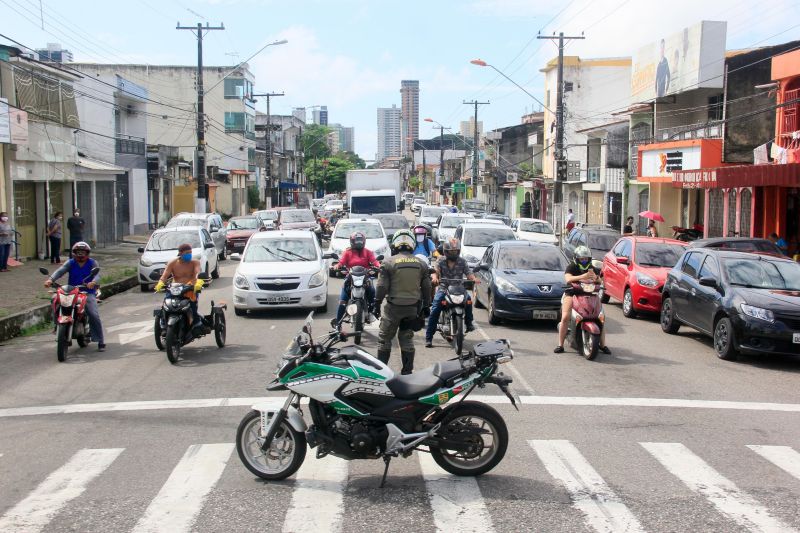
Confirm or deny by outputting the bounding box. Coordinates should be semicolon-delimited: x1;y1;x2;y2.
412;225;436;258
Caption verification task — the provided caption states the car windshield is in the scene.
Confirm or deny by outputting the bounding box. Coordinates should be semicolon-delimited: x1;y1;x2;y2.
421;207;447;218
498;247;567;270
463;201;486;212
486;215;511;226
334;223;384;239
723;258;800;290
635;243;686;267
374;215;408;231
711;240;781;254
244;238;318;262
520;221;553;234
166;217;205;228
463;228;515;247
146;231;200;251
256;210;278;221
228;217;259;230
281;210;315;223
441;216;472;228
589;233;619;251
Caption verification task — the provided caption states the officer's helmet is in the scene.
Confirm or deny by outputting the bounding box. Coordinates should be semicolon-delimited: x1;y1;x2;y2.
391;229;415;252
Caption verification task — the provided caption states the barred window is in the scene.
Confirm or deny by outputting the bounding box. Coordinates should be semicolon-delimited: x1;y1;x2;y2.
13;69;80;128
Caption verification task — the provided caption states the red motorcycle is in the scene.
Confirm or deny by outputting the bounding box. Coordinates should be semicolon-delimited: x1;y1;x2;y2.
40;266;100;362
564;280;605;360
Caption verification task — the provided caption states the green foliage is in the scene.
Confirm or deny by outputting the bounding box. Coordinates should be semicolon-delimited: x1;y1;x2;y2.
247;185;262;210
99;266;137;286
339;151;366;169
306;156;355;193
301;124;332;160
408;176;421;190
518;162;541;179
20;320;51;337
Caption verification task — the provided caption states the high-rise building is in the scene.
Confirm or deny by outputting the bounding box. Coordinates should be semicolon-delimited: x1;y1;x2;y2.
459;117;483;138
36;43;73;63
377;104;402;162
400;80;419;155
341;126;354;153
312;105;328;126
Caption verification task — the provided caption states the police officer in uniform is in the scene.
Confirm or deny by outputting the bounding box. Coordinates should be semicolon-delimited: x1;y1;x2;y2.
374;229;432;374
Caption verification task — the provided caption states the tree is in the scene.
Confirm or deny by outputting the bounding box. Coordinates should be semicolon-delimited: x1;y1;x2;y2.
301;124;332;160
306;156;355;193
339;151;366;169
408;176;421;191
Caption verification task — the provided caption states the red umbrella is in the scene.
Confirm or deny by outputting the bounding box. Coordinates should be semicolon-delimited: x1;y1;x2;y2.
639;210;665;222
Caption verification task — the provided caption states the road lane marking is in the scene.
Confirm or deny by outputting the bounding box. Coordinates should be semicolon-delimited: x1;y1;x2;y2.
418;452;495;533
108;320;152;333
641;442;797;533
0;448;124;533
747;445;800;481
133;443;234;533
3;395;800;418
282;456;348;533
476;325;534;395
529;440;645;533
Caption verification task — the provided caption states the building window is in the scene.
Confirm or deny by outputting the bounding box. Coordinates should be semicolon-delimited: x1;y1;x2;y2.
225;112;245;132
224;78;253;100
245;113;256;141
708;94;723;122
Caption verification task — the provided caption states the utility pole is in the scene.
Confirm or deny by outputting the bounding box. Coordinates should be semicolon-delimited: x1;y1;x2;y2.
253;92;284;205
177;22;225;213
463;101;489;195
435;125;451;187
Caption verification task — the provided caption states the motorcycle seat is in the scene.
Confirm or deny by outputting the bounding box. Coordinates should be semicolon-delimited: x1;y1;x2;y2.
433;359;464;382
387;360;465;400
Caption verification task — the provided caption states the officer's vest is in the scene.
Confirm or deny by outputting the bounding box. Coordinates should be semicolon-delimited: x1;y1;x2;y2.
386;253;424;306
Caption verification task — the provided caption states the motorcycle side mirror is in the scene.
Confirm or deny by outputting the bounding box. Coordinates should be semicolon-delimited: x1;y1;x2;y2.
616;256;629;265
375;254;384;261
39;267;50;275
137;247;145;253
323;252;339;260
591;259;603;270
90;267;100;277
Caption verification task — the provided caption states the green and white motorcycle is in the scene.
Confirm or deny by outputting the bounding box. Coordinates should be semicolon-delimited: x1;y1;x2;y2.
236;312;519;485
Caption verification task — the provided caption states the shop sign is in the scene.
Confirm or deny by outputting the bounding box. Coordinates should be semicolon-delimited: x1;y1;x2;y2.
453;182;467;193
0;98;9;144
672;169;717;189
641;145;701;178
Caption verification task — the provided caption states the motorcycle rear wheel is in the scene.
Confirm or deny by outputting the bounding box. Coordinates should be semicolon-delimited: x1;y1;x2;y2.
580;329;599;360
452;314;464;356
56;324;69;362
431;401;508;476
214;312;226;348
77;321;89;348
166;323;181;364
236;410;307;480
154;315;164;350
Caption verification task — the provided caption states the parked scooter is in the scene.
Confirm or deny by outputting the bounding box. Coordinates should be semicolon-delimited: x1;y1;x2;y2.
154;275;227;364
563;279;605;360
334;262;380;345
40;266;100;362
433;277;475;356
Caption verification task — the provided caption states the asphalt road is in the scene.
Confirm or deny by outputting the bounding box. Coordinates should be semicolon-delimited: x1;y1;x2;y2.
1;254;799;533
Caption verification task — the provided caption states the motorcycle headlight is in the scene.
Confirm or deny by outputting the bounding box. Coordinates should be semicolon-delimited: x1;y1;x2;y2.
495;275;522;294
740;303;774;322
163;297;173;306
308;269;326;288
169;285;184;296
140;257;153;267
449;293;465;305
346;303;358;315
351;275;365;287
234;274;250;290
636;273;658;287
59;294;76;306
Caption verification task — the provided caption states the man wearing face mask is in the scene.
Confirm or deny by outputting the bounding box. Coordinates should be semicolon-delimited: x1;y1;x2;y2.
0;212;13;272
67;209;86;255
155;243;204;332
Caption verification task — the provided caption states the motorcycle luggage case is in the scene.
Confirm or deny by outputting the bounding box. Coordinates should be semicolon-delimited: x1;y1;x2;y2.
470;339;509;357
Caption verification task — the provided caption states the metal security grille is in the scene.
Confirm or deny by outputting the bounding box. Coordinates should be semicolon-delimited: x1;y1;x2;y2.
77;182;94;242
707;189;724;237
95;181;116;247
116;174;129;239
638;188;649;235
740;188;752;237
727;189;738;236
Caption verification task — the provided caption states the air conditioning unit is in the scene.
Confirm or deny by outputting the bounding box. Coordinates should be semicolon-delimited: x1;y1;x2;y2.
506;172;518;183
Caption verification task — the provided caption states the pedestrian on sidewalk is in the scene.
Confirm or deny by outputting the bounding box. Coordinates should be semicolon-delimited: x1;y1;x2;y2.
48;212;63;264
647;220;659;238
565;208;576;233
67;209;85;256
0;212;12;272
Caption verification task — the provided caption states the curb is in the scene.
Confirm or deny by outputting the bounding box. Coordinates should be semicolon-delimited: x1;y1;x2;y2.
0;275;138;343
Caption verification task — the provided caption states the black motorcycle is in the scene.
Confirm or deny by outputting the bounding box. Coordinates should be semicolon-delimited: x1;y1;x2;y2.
434;278;474;356
671;226;703;242
334;263;379;345
154;277;227;364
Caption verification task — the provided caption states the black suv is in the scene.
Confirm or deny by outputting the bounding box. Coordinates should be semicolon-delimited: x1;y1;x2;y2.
661;248;800;360
562;224;620;262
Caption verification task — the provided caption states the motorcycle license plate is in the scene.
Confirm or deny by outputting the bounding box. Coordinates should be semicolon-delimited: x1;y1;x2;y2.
793;333;800;344
264;296;291;304
533;310;559;320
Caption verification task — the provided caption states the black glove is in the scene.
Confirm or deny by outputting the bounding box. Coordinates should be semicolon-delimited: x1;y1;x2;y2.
422;306;431;317
373;301;382;318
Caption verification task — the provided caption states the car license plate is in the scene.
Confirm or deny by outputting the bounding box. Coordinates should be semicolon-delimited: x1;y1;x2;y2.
793;333;800;344
533;310;559;320
265;296;291;304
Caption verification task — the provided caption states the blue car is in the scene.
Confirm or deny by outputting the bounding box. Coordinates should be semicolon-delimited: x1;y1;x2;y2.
473;241;568;324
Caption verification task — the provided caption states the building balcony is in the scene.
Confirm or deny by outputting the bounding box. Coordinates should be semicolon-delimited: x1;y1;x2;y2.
116;134;145;155
657;121;723;142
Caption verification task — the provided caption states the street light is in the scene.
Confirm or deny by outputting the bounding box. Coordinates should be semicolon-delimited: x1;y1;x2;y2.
424;118;451;185
205;39;288;93
470;59;552;113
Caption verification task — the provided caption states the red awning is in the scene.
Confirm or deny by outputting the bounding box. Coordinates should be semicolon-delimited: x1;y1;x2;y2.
673;163;800;189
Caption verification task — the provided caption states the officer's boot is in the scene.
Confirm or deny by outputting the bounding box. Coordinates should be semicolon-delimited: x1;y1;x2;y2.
377;349;391;365
400;350;415;375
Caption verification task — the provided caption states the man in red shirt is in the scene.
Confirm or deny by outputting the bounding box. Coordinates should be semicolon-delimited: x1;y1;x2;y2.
334;232;381;325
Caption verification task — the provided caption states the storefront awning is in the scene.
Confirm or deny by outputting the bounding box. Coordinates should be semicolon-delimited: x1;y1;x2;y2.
230;169;249;175
76;157;126;174
673;163;800;189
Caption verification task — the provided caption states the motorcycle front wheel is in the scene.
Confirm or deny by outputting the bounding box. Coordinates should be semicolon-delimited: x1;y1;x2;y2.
236;409;307;480
580;329;600;360
214;311;226;348
165;323;181;364
352;301;363;345
154;315;164;351
431;401;508;476
56;323;69;362
451;314;464;355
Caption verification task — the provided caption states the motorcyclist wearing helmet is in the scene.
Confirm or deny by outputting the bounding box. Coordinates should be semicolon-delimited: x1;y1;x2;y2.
555;245;611;354
425;238;479;348
44;241;105;351
375;229;431;373
156;243;204;332
334;231;380;325
412;224;437;258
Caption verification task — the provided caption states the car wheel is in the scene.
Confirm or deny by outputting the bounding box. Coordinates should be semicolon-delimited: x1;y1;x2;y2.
487;291;501;326
211;261;220;279
622;288;637;318
660;297;680;334
713;317;739;361
219;247;226;261
473;288;484;309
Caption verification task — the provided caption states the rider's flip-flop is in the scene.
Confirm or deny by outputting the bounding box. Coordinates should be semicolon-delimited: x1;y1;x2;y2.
553;346;564;353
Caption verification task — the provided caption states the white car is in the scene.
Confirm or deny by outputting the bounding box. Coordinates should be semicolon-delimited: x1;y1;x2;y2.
512;218;558;245
434;213;474;243
453;222;517;269
231;230;333;315
138;226;219;291
165;212;226;260
417;206;448;228
324;200;345;212
410;198;426;214
328;218;390;274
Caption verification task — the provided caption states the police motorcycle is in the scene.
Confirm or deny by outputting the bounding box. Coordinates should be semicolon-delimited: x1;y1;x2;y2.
433;277;475;356
235;312;519;486
153;273;227;364
333;255;383;345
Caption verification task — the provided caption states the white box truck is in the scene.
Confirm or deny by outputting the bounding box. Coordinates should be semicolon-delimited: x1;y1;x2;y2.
346;169;401;215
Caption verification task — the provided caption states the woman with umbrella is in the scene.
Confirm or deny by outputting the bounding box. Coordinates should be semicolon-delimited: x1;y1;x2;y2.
639;210;664;238
647;220;658;238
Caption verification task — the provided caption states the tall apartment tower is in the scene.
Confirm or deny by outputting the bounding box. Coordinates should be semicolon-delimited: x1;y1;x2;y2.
400;80;419;155
459;117;483;137
312;105;328;126
377;104;402;162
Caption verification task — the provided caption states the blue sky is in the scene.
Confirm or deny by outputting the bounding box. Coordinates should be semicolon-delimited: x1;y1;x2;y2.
1;0;798;160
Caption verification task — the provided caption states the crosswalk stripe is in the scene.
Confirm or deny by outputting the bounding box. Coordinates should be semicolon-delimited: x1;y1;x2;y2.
529;440;645;533
282;456;348;533
641;442;797;533
0;448;123;533
747;445;800;481
417;452;495;533
132;443;234;533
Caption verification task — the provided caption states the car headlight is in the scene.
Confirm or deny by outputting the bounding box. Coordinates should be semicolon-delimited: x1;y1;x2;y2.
308;269;326;288
740;304;774;322
234;274;250;290
140;257;153;267
495;275;522;294
636;272;658;287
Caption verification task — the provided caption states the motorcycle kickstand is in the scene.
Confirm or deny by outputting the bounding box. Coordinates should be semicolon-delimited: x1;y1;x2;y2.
379;455;392;488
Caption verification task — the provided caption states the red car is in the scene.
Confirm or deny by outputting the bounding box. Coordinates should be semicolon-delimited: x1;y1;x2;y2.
225;215;263;254
601;236;687;318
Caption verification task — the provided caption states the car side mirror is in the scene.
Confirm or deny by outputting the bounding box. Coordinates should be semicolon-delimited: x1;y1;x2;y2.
230;253;241;261
592;259;603;270
616;256;629;265
699;276;717;288
39;266;50;275
137;247;145;253
204;242;215;249
323;252;339;260
259;227;266;232
474;264;486;272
